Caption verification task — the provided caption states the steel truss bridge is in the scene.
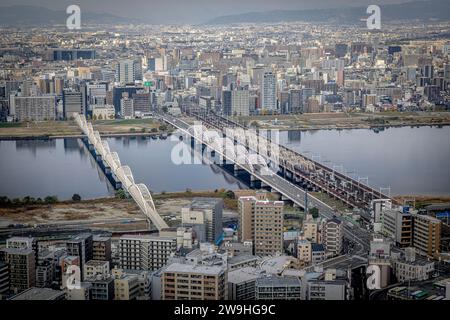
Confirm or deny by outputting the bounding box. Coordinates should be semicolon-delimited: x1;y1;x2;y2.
74;114;169;231
187;108;396;211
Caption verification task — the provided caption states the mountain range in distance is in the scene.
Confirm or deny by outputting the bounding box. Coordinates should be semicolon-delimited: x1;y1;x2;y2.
0;5;142;27
0;0;449;27
205;0;450;25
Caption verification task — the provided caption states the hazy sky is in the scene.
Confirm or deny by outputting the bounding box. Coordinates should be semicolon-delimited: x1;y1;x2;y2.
0;0;412;24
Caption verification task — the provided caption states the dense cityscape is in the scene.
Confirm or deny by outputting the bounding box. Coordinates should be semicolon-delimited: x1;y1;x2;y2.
0;0;450;303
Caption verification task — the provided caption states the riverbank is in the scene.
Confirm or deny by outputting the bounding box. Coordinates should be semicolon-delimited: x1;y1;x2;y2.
0;118;172;140
394;195;450;209
0;189;251;229
232;111;450;131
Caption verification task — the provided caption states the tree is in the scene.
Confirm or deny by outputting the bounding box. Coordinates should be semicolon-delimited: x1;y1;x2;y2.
44;196;58;204
159;124;168;131
309;207;319;219
115;189;128;199
162;106;168;113
150;128;158;133
141;128;146;133
225;190;235;199
72;194;82;202
130;128;136;133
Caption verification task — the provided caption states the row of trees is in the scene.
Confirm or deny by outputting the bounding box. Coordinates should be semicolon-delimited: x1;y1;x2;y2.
0;194;82;206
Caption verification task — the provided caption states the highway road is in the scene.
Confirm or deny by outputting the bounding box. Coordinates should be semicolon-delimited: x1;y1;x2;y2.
159;113;371;256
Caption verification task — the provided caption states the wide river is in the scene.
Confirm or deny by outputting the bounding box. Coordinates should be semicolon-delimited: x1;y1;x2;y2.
0;126;449;200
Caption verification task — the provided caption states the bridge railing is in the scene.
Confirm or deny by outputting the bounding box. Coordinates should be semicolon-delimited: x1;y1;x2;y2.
73;114;169;231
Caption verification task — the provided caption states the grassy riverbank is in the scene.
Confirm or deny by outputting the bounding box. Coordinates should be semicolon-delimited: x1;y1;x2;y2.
0;118;170;139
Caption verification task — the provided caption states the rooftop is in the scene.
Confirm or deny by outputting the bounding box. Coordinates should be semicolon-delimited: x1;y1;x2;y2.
164;262;224;276
190;197;223;210
228;267;264;284
255;275;301;287
10;287;65;300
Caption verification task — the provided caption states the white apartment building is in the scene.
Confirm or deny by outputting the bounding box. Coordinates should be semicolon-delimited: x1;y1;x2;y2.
118;235;177;271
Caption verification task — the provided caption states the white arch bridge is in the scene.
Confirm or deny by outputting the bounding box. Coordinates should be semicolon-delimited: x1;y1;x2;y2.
74;114;168;231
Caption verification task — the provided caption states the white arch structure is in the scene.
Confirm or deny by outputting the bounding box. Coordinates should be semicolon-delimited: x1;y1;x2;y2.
74;114;168;231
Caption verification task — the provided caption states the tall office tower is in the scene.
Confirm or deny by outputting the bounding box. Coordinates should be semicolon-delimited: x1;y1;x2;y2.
120;93;134;119
3;248;36;294
62;90;84;119
261;72;277;111
182;198;224;243
323;218;344;256
278;91;289;114
422;65;434;78
93;236;112;264
238;196;284;256
288;89;302;113
222;90;232;116
118;235;177;271
116;59;142;84
9;95;56;122
336;70;345;87
412;214;441;257
231;89;250;116
66;233;94;280
162;263;227;300
132;91;151;114
54;78;64;96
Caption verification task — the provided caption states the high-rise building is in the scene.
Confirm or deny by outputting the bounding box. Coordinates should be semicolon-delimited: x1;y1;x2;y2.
118;235;177;271
261;72;277;111
182;198;224;244
288;89;302;113
162;263;227;300
231;89;250;116
3;248;36;293
63;90;84;119
116;59;142;84
10;95;56;122
412;214;441;257
222;90;232;116
93;236;112;264
382;209;413;247
66;233;94;281
238;196;284;256
120;93;134;119
132;91;151;114
323;218;343;256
